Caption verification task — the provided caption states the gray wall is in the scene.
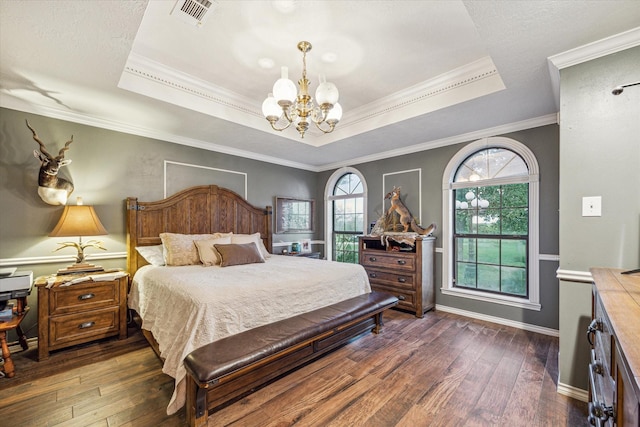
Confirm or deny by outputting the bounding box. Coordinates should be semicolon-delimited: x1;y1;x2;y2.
558;46;640;390
0;108;319;339
319;124;560;330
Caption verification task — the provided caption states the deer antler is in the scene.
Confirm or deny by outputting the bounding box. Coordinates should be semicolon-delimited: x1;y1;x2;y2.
26;119;53;159
56;136;73;159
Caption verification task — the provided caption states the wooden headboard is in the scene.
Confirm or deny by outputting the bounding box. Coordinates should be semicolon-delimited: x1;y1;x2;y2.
126;185;272;276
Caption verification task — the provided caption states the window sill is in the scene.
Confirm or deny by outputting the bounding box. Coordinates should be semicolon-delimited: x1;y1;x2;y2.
440;287;541;311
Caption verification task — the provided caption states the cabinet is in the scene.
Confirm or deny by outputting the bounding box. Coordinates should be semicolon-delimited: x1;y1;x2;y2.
588;268;640;427
35;273;128;361
359;235;435;317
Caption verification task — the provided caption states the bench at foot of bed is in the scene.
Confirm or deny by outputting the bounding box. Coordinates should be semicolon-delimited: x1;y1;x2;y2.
183;291;399;427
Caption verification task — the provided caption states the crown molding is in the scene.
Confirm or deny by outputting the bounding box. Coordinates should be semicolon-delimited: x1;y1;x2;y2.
548;27;640;108
318;113;558;171
118;53;505;148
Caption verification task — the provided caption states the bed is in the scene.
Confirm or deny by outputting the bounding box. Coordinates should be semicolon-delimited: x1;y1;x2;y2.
125;185;373;415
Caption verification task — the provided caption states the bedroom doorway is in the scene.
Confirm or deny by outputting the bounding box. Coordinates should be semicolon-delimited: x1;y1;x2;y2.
325;168;367;263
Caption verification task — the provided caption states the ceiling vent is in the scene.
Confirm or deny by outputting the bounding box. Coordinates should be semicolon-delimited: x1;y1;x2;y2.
171;0;216;27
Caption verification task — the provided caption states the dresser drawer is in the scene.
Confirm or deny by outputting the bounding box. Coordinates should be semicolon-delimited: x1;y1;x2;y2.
49;280;120;316
361;251;415;271
364;268;415;290
370;284;416;310
49;306;120;348
593;295;614;377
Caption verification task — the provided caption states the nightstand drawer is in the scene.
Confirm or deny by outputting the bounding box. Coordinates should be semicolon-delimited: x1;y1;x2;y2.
49;306;119;348
361;251;415;271
50;280;119;315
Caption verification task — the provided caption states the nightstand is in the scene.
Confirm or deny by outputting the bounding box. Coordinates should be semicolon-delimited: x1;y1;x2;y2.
34;271;128;361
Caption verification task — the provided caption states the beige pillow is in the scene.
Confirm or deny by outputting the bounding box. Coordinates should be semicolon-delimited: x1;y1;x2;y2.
231;232;270;259
194;236;232;266
214;243;266;267
160;233;229;266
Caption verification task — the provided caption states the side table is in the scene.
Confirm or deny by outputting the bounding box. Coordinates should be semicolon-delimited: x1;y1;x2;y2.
0;296;29;378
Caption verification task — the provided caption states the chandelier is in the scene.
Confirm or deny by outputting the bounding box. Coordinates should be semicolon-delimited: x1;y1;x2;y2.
262;41;342;138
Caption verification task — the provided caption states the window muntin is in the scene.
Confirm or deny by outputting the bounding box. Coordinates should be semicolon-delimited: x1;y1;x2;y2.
332;173;364;263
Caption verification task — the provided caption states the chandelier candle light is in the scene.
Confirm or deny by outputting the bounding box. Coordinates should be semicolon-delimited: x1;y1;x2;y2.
262;41;342;138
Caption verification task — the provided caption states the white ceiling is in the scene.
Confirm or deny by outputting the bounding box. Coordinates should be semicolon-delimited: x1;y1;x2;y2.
1;1;639;171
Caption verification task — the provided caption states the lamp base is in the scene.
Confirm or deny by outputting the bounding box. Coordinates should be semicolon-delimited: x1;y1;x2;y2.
56;263;105;276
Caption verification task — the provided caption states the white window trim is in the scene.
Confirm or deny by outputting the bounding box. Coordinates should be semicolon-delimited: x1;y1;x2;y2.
441;137;541;311
325;167;368;261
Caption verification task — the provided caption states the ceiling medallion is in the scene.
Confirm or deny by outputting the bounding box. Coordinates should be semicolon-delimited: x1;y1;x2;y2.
262;41;342;138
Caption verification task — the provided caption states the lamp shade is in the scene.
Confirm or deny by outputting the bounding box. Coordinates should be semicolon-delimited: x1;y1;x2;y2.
49;205;108;237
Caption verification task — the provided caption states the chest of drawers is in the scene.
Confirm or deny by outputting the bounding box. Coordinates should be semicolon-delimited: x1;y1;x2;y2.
35;273;128;361
359;236;435;317
588;268;640;427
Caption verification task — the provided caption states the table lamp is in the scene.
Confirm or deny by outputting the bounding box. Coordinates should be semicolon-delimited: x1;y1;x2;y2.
49;197;107;275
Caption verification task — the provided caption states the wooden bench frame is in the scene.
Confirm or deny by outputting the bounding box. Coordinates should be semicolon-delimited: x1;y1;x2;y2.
184;292;398;427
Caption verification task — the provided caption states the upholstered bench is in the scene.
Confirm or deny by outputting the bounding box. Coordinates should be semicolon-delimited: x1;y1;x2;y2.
183;291;399;427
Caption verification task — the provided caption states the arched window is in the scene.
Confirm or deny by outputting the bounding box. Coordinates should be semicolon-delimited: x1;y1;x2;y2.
325;168;367;263
442;137;541;310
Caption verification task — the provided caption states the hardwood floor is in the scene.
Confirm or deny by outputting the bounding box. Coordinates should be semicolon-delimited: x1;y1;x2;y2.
0;309;588;426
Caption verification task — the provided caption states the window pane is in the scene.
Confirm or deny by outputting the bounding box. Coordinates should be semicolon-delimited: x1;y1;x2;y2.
456;262;476;288
501;240;527;267
502;208;528;235
476;209;500;235
477;264;500;292
501;266;527;296
456;237;476;262
480;185;501;208
503;183;528;208
477;238;499;264
455;209;474;234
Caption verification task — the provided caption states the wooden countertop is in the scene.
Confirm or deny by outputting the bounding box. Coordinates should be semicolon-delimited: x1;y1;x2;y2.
591;268;640;397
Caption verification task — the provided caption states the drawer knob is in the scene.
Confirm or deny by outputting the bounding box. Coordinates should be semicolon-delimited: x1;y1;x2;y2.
369;257;377;262
397;277;406;283
79;321;95;329
397;260;406;265
369;273;377;278
78;293;95;301
397;295;406;301
586;318;602;346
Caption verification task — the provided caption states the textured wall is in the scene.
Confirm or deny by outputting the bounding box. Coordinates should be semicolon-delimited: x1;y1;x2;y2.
558;46;640;391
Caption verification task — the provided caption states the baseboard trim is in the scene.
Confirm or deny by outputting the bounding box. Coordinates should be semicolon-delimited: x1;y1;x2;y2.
435;304;559;337
8;337;38;353
557;381;589;402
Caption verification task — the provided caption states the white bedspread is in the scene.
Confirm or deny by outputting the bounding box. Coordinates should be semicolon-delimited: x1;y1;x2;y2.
128;255;371;414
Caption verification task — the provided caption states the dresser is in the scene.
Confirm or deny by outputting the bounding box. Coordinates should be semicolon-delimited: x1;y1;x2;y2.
358;235;435;317
588;268;640;426
35;272;128;361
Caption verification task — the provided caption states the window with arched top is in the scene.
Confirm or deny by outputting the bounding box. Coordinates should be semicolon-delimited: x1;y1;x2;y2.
442;138;541;311
325;168;367;263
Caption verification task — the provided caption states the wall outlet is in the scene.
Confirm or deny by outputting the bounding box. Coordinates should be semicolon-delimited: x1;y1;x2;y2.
582;196;602;217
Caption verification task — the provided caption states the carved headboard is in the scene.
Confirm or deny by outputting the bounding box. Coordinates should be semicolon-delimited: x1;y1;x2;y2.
126;185;272;276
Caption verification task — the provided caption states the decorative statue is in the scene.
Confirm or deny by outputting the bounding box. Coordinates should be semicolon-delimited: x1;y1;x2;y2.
26;120;74;205
384;186;436;235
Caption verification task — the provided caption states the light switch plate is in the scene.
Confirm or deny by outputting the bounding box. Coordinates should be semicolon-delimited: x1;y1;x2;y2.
582;196;602;217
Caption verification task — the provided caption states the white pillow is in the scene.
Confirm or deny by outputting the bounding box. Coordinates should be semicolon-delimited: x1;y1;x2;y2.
194;236;232;266
136;245;165;266
231;232;270;259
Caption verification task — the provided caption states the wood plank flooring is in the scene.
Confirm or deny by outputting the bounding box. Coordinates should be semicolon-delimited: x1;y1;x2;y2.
0;309;588;426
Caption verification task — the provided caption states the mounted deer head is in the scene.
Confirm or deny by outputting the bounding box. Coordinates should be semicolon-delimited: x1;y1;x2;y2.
26;120;75;205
